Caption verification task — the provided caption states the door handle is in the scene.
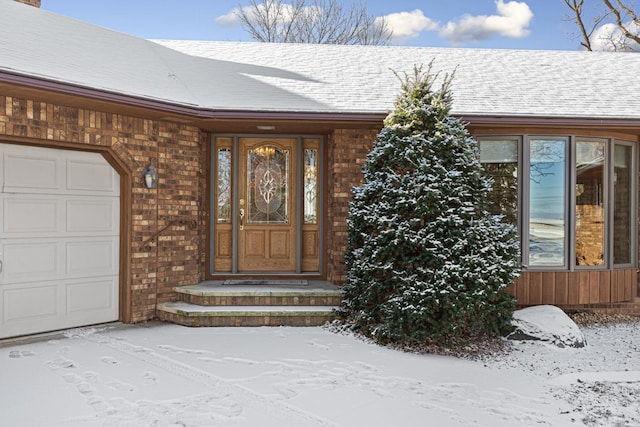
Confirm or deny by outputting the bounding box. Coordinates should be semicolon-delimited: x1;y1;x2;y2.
239;208;245;231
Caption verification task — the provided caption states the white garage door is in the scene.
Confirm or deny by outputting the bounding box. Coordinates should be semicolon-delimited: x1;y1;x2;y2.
0;144;120;339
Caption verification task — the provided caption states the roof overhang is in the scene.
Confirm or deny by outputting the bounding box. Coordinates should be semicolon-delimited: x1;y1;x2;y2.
2;70;639;137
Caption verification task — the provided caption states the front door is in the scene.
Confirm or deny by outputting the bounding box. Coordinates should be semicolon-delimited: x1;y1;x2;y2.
238;138;296;271
211;135;321;275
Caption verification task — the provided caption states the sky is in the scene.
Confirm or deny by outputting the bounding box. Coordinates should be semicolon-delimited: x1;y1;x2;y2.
38;0;589;51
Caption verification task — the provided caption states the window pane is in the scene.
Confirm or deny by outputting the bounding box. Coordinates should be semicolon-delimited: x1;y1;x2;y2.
614;144;632;264
247;145;289;224
575;140;605;266
304;148;318;224
529;139;566;267
479;140;518;226
217;148;231;223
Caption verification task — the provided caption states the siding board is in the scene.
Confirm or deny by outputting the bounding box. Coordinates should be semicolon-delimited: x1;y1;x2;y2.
554;272;568;305
599;271;611;303
530;272;543;305
589;271;600;304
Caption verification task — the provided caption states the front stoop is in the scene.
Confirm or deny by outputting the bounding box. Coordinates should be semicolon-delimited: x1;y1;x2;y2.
157;281;343;327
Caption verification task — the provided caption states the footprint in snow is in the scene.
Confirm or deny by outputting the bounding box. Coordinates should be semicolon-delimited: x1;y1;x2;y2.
143;371;158;385
76;382;94;396
84;371;100;384
9;350;36;359
157;344;210;355
100;356;119;365
105;379;134;392
46;356;76;369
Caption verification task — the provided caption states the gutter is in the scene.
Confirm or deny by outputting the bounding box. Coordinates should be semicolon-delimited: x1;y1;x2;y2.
0;70;386;123
3;70;639;128
459;114;640;128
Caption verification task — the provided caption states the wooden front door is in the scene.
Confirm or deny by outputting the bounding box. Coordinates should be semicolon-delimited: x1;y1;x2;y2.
211;135;321;275
237;138;297;272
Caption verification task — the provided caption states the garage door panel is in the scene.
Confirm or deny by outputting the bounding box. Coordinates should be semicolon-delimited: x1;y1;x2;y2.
0;144;120;339
67;278;117;315
2;241;60;283
66;239;118;277
1;194;119;238
66;199;119;233
67;159;118;195
3;196;62;234
3;284;60;323
0;278;118;339
2;153;61;193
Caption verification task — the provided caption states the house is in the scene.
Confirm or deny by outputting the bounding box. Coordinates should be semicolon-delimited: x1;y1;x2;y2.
1;0;639;338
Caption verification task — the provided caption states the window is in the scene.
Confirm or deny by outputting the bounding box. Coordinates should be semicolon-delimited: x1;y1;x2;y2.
216;147;231;223
478;139;518;226
478;135;637;270
304;148;318;224
575;139;605;266
528;139;567;267
614;143;634;265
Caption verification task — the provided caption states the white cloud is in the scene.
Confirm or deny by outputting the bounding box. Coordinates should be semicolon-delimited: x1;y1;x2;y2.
590;21;640;51
438;0;533;45
215;9;241;27
215;2;298;28
382;9;439;42
216;1;535;47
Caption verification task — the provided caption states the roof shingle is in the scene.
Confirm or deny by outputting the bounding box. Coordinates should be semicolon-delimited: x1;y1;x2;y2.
2;1;639;120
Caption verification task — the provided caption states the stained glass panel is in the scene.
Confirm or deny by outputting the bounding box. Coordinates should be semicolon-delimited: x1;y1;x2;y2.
247;145;289;224
304;148;318;224
217;148;231;223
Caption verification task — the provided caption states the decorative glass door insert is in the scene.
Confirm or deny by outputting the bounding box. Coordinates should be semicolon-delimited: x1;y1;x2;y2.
247;146;289;224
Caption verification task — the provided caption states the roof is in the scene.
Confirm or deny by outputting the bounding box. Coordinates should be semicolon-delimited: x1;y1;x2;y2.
2;0;640;121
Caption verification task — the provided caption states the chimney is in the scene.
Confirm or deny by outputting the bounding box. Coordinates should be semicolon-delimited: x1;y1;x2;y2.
14;0;41;7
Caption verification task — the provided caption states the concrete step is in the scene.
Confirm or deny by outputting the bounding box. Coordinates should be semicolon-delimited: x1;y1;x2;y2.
174;282;343;307
157;302;340;327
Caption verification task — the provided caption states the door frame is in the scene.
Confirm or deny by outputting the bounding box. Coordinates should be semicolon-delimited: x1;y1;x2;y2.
209;134;325;277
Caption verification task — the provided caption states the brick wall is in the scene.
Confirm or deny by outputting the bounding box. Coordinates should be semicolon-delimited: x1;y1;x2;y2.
14;0;40;7
0;95;207;322
326;128;378;284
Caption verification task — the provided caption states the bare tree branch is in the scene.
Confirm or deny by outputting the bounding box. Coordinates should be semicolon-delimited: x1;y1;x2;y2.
234;0;392;45
602;0;640;49
563;0;640;51
564;0;594;50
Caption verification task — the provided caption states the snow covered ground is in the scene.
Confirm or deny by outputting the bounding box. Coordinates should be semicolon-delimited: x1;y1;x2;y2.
1;319;639;426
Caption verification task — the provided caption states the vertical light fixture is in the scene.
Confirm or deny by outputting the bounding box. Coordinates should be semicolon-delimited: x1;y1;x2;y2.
142;159;159;189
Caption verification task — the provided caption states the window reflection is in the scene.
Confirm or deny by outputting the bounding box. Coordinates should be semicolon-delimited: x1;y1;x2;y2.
479;140;518;226
614;144;632;264
575;140;605;266
529;139;566;267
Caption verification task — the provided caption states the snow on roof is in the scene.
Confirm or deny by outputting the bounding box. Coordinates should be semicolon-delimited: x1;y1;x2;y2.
156;40;640;120
2;1;640;119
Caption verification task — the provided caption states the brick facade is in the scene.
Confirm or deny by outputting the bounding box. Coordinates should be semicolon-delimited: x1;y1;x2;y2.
0;95;207;322
326;128;379;284
14;0;40;7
